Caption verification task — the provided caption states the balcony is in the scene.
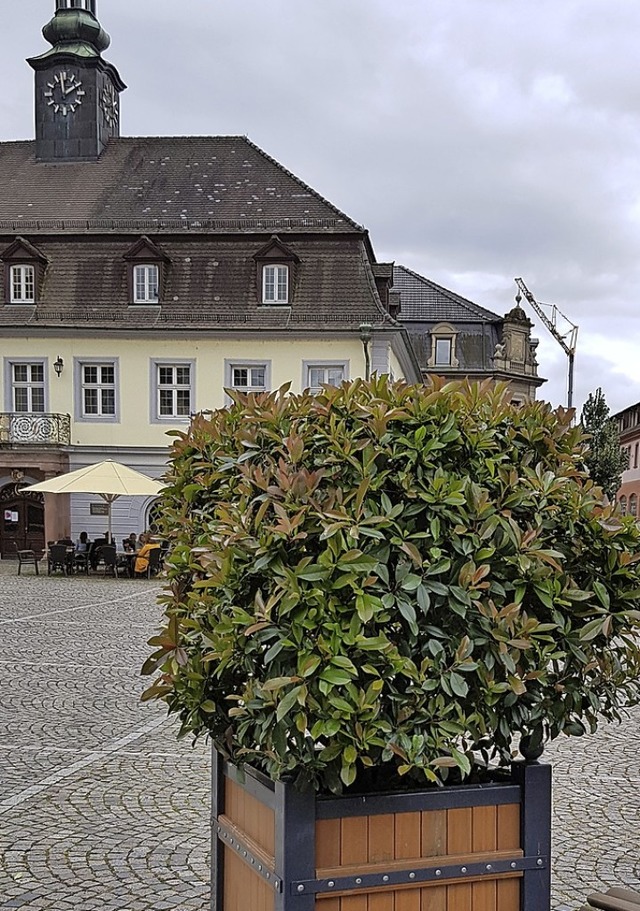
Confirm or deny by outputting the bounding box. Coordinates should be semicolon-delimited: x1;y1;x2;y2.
0;413;71;446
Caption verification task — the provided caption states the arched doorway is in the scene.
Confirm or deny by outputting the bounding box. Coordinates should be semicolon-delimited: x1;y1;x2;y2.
0;483;45;558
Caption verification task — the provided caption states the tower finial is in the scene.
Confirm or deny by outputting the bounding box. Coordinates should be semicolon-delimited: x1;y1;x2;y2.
41;0;110;55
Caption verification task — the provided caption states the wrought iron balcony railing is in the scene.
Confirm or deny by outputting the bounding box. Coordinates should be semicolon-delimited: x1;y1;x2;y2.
0;413;71;446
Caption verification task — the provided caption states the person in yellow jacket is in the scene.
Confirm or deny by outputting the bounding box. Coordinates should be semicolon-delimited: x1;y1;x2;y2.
134;533;161;575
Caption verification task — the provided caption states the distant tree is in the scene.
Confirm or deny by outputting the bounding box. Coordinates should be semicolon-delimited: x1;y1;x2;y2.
580;388;628;500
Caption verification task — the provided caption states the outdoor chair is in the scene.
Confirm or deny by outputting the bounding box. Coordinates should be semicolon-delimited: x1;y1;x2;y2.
16;547;40;575
74;550;90;575
48;544;70;576
144;545;162;578
100;544;119;577
587;888;640;910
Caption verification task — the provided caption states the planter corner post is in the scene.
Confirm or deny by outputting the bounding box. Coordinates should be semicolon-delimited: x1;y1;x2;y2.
512;760;552;911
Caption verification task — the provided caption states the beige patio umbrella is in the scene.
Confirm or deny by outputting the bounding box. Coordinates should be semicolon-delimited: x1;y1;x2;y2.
25;459;164;541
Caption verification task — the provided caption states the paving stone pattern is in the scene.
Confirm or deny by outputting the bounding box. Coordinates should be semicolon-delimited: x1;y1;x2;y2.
0;567;209;911
0;563;638;910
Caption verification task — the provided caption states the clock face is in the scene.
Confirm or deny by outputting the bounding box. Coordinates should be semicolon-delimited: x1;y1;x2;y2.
101;84;119;127
43;71;85;116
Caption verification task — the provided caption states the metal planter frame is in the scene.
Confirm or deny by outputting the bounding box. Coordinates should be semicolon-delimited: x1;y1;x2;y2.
211;748;551;911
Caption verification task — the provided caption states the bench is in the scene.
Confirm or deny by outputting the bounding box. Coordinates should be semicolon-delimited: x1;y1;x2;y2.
588;888;640;910
16;548;41;575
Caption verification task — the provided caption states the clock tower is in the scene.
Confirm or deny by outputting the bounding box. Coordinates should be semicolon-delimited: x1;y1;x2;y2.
28;0;126;162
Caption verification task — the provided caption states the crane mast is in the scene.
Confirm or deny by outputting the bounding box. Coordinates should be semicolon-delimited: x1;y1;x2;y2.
514;278;578;409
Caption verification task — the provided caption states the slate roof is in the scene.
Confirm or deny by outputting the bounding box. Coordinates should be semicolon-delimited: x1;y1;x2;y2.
394;265;501;323
0;135;400;331
0;136;360;233
0;235;388;331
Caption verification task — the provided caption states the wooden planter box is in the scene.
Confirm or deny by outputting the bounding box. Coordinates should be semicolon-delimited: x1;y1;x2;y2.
211;749;551;911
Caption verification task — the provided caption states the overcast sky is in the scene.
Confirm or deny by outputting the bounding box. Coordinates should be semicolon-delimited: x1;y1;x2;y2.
2;1;640;414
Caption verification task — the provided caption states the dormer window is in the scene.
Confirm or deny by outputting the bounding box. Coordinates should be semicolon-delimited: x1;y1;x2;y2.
11;265;35;303
427;323;459;368
2;237;48;306
254;235;299;306
263;264;289;304
124;236;169;306
134;265;159;303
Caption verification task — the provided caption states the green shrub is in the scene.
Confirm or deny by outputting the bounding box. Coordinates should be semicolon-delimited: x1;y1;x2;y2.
143;377;640;793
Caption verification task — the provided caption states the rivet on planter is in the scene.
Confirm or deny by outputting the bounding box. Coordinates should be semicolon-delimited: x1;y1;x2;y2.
258;865;262;872
409;872;416;880
355;878;362;885
274;881;279;888
461;867;467;874
297;885;305;893
250;859;255;865
511;862;517;869
486;864;492;871
243;850;247;857
266;873;270;880
328;881;335;889
383;875;389;883
537;859;544;867
435;870;442;877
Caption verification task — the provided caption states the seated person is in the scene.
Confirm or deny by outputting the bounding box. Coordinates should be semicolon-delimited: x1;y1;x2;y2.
76;531;90;553
89;536;108;570
123;532;138;553
134;533;161;575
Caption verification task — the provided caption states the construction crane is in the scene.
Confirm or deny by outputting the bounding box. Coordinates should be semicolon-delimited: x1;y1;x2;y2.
514;277;579;410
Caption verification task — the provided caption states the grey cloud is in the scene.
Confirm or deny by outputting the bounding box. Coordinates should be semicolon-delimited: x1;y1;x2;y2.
2;0;640;412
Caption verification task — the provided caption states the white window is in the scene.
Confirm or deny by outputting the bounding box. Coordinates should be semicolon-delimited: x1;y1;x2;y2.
10;265;35;303
157;364;191;418
630;494;638;518
428;323;459;368
230;364;268;393
262;265;289;304
12;363;45;413
435;337;452;366
134;264;159;303
81;364;116;417
305;363;347;393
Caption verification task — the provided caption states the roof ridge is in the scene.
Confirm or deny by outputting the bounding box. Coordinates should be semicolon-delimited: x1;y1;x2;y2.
242;136;364;232
395;265;501;321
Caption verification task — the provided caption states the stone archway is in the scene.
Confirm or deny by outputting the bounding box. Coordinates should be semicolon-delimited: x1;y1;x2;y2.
0;483;45;558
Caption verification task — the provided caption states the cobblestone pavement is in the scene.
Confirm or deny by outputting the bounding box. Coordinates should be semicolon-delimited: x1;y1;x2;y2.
0;564;209;911
0;561;639;910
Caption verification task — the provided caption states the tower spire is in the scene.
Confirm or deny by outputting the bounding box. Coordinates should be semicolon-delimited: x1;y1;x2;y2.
27;0;126;161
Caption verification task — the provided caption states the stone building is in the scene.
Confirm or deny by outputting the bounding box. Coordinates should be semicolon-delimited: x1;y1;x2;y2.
614;401;640;516
393;266;545;403
0;1;420;556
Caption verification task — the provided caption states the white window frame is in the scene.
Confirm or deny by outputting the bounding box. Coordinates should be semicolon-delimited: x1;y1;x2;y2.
133;264;160;304
262;264;289;304
427;323;459;368
10;264;36;304
74;358;119;423
4;359;48;413
435;337;452;366
302;360;349;393
225;360;271;394
150;359;195;423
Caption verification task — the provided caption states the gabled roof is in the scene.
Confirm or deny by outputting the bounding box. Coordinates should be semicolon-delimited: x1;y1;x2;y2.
0;136;362;233
393;265;501;323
